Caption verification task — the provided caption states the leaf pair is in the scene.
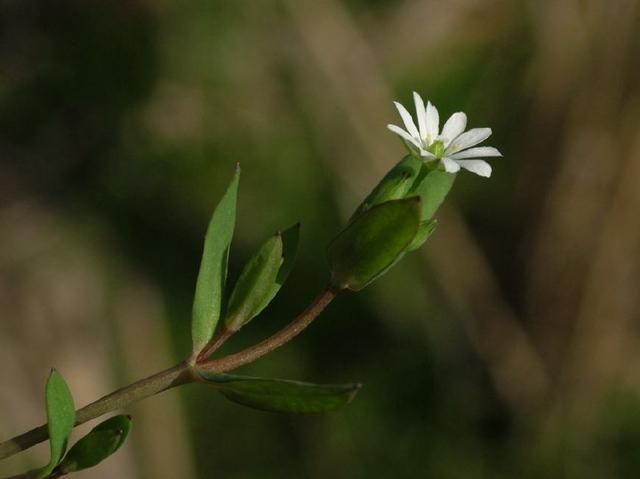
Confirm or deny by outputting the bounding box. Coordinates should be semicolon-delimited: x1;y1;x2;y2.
196;368;361;414
33;370;131;478
328;156;453;291
191;166;299;355
225;224;299;332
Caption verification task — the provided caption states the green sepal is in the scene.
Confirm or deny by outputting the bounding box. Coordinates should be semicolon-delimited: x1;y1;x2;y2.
408;166;456;221
225;232;284;331
197;370;361;413
329;197;421;291
36;370;76;478
192;165;240;354
406;220;438;251
57;415;132;474
350;155;422;221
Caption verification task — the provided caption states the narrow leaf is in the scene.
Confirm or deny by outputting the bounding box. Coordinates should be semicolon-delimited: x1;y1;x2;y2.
37;370;75;478
257;223;300;313
58;415;132;474
192;165;240;354
409;166;456;221
350;155;422;221
225;233;283;331
406;220;438;251
198;370;361;413
329;197;421;291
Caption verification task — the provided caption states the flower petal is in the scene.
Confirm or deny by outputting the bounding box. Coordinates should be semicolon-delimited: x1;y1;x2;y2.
420;150;437;160
413;92;428;141
448;146;502;160
441;112;467;146
394;101;420;140
425;101;440;143
446;128;492;153
456;159;492;177
387;124;421;148
441;157;460;173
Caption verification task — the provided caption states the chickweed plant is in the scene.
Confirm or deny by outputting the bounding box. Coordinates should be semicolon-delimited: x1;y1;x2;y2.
0;92;500;478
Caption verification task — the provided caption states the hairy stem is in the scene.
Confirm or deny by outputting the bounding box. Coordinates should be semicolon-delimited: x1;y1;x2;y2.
198;286;338;373
196;327;234;363
0;362;193;461
0;286;339;462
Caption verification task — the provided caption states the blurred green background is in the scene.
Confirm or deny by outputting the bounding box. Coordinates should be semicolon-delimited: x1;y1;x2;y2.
2;0;640;477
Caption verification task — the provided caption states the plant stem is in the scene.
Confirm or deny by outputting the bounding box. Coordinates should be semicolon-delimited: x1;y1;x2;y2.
0;362;193;461
196;327;234;363
0;286;339;462
198;286;338;374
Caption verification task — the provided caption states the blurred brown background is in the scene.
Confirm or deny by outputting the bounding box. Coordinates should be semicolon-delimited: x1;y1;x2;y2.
2;0;640;477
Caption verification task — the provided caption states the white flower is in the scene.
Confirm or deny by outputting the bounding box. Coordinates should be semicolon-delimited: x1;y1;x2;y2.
387;92;502;177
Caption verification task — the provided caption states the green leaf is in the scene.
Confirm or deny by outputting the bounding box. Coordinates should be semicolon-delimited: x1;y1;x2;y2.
329;197;421;291
350;155;423;221
224;232;283;331
197;370;361;413
58;415;132;474
255;223;300;313
192;165;240;354
409;166;456;221
37;370;76;478
273;223;300;292
406;220;438;251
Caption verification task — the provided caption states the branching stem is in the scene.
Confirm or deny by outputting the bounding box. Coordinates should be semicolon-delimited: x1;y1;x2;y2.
0;286;339;462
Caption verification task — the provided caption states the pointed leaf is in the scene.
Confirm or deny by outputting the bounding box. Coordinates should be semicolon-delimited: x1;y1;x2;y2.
329;197;421;291
409;166;456;221
225;232;283;331
406;220;438;251
258;223;300;312
273;223;300;291
58;415;132;474
197;370;361;413
350;155;422;221
192;165;240;354
36;370;75;478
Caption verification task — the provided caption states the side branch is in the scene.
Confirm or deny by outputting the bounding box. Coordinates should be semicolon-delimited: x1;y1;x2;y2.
0;286;339;462
198;286;338;373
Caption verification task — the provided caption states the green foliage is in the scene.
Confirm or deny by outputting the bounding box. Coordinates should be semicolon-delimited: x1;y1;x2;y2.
37;370;76;478
329;197;422;291
225;233;284;332
225;223;300;332
192;165;240;354
57;415;132;474
270;224;300;300
197;370;361;413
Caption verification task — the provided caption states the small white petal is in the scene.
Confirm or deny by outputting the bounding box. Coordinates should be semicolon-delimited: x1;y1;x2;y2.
425;101;440;143
456;159;492;177
394;101;420;140
441;112;467;145
413;92;428;141
441;157;460;173
420;150;437;160
448;146;502;160
446;128;492;153
387;124;421;148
